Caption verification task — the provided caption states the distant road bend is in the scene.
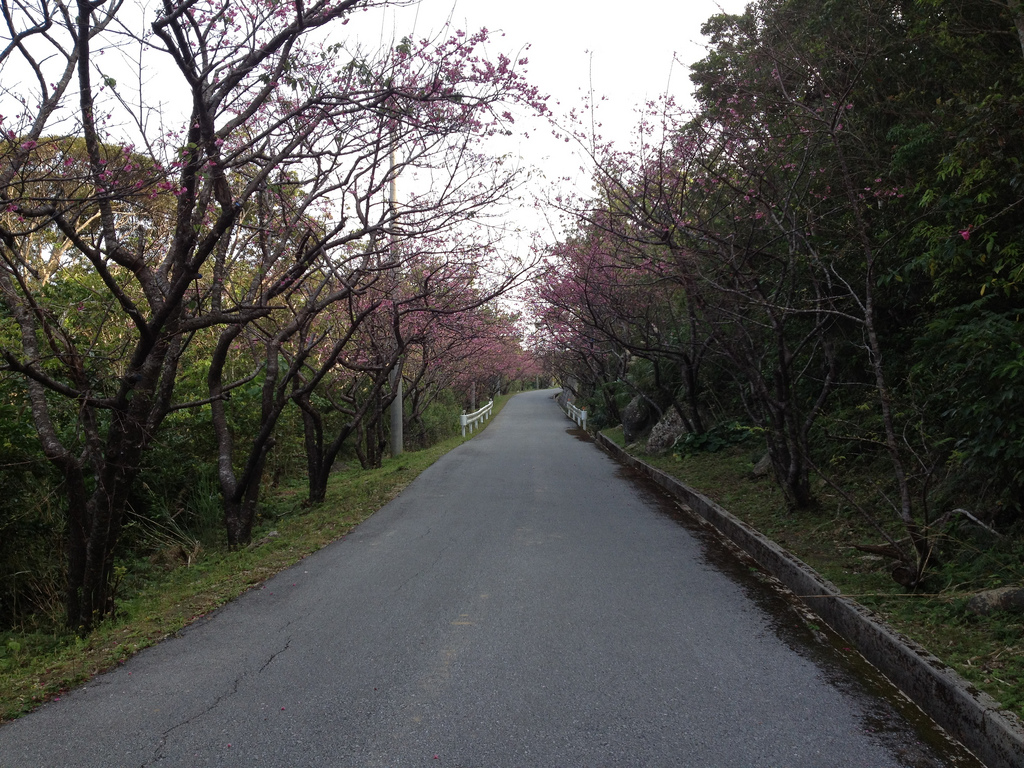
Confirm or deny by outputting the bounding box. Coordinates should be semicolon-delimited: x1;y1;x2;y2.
0;389;982;767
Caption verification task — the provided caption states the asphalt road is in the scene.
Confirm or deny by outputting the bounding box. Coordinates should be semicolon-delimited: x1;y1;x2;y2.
0;389;982;767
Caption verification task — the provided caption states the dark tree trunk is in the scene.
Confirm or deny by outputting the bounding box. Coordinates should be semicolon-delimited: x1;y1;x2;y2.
68;492;123;631
209;323;296;547
60;403;157;630
300;401;329;505
765;430;816;511
220;431;274;547
681;356;705;435
299;372;389;504
223;496;256;547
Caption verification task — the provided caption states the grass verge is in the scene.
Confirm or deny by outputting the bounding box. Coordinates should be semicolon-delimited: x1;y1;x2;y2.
0;394;513;723
603;426;1024;722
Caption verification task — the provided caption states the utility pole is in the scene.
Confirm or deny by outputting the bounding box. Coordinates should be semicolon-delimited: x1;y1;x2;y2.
389;142;403;457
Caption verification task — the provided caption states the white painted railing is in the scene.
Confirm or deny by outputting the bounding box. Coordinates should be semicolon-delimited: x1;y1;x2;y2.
564;400;587;430
460;400;493;437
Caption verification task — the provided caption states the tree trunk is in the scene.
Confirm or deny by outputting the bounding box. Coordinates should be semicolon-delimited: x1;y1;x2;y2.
223;496;256;547
208;326;290;546
680;357;704;435
765;425;815;510
300;396;327;503
67;494;121;631
61;405;154;630
1008;0;1024;59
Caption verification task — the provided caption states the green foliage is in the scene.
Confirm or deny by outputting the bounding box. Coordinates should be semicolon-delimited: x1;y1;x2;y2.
913;302;1024;517
673;421;763;456
934;525;1024;593
405;388;460;449
581;378;633;431
0;368;491;631
0;393;511;721
0;375;64;628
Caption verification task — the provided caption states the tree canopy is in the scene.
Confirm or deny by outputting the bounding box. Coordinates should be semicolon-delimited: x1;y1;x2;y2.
1;0;544;631
532;0;1024;586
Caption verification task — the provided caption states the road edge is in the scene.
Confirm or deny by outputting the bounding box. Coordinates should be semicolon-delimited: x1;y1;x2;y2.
594;430;1024;768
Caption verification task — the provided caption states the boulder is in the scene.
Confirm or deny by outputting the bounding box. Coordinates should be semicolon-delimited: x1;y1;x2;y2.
621;396;654;443
646;408;687;454
966;586;1024;616
751;452;772;478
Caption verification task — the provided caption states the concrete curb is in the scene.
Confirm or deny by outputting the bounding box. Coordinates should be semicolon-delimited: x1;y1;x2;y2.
595;432;1024;768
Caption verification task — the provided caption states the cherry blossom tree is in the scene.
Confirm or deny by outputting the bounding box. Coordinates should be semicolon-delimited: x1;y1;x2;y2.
198;34;542;533
287;232;527;506
0;0;542;626
539;0;1024;580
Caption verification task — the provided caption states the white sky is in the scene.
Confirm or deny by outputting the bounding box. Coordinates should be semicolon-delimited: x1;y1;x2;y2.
2;0;746;243
374;0;748;240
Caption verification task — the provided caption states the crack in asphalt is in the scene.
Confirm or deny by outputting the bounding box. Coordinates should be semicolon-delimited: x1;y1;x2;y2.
390;536;453;596
143;636;293;766
259;636;293;674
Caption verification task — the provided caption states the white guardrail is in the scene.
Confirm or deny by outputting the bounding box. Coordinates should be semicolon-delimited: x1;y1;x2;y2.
565;400;587;430
459;400;494;437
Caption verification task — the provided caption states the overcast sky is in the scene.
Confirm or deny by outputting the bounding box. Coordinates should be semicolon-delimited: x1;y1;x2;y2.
4;0;746;242
370;0;746;239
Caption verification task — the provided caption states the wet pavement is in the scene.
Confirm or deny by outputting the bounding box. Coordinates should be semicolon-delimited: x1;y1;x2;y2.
0;389;984;767
615;460;980;768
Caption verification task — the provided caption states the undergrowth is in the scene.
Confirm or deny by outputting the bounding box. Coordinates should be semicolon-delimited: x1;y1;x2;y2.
0;394;511;723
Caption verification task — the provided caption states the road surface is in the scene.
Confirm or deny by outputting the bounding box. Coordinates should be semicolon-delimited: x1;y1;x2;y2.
0;389;981;767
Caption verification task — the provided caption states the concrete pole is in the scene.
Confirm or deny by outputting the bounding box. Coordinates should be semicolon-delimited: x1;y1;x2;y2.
390;364;403;457
388;143;403;457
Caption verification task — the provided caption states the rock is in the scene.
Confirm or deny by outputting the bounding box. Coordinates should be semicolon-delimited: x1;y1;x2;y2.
966;586;1024;616
646;409;686;454
621;396;655;443
751;452;772;478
